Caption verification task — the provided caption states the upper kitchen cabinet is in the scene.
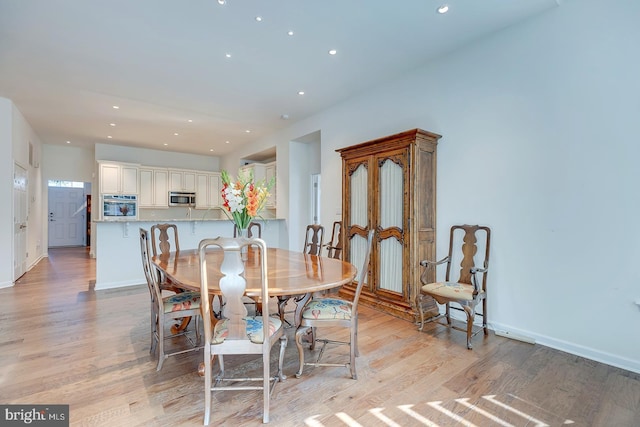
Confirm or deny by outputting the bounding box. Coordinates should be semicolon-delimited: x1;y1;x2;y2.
139;167;169;208
195;172;221;209
99;161;139;195
169;169;196;192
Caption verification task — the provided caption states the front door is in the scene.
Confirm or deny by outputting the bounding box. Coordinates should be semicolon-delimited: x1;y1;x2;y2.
48;187;86;247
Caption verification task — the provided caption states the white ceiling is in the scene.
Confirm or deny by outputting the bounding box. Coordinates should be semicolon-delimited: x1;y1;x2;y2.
0;0;559;157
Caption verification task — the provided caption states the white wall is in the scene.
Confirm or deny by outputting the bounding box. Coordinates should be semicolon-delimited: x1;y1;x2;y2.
0;98;13;287
220;0;640;373
0;98;45;287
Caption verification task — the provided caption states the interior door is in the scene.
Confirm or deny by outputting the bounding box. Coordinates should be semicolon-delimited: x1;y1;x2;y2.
48;186;86;247
13;164;28;281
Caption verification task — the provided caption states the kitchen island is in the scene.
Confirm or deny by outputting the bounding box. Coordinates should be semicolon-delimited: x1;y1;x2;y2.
94;218;287;290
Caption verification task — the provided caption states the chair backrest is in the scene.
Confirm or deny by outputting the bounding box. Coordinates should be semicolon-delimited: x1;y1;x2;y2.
198;237;270;346
445;225;491;289
303;224;325;256
351;229;375;316
150;223;180;257
325;221;343;259
233;222;262;238
139;228;163;304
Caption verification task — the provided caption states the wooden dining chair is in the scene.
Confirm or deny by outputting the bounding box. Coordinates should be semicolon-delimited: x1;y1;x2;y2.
303;224;325;255
294;229;374;379
139;228;202;371
198;236;287;425
150;223;180;258
324;221;343;259
233;221;262;239
418;224;491;349
278;224;326;324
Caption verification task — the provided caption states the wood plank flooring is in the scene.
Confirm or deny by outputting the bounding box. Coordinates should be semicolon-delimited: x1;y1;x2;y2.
1;247;639;426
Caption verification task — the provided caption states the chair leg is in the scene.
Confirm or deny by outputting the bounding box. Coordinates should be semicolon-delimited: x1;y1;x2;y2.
156;321;165;371
294;326;310;378
353;317;359;357
350;322;357;380
463;306;475;350
203;349;212;426
417;294;426;331
278;335;288;381
482;298;488;335
445;302;452;325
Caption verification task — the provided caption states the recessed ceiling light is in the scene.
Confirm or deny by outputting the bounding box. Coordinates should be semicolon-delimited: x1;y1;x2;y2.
112;105;119;109
187;119;193;123
163;143;168;146
328;49;337;55
287;30;294;36
107;135;112;139
225;141;230;144
109;123;116;127
255;16;262;22
209;148;214;152
437;5;449;14
245;130;251;133
174;132;179;136
225;53;232;58
281;114;289;120
66;140;71;144
217;0;225;5
298;91;305;95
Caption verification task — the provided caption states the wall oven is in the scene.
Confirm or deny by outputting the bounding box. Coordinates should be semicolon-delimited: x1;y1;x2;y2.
102;194;138;220
169;191;196;207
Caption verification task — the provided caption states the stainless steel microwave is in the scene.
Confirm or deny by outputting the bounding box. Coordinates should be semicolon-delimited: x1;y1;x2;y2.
169;191;196;207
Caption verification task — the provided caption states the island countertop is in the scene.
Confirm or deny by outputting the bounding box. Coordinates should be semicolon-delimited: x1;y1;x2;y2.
93;218;286;290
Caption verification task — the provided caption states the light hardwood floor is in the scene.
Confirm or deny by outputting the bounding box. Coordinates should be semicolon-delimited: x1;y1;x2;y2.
1;247;639;426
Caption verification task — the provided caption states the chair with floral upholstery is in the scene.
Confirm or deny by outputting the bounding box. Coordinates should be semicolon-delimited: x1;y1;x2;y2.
417;224;491;349
139;228;202;371
198;236;287;425
294;229;374;379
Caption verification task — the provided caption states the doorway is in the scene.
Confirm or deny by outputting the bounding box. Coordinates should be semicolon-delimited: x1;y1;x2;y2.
48;185;87;247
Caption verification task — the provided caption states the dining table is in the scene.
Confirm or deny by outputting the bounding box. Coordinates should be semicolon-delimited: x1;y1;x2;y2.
151;246;357;325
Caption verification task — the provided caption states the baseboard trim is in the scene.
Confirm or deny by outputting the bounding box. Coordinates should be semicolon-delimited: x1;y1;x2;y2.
491;321;640;375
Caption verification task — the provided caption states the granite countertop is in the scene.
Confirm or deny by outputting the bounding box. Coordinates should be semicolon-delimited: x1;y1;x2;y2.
93;218;282;223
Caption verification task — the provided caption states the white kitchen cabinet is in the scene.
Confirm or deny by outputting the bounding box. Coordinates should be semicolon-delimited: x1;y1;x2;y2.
139;168;169;208
99;162;139;195
169;169;196;192
195;172;221;209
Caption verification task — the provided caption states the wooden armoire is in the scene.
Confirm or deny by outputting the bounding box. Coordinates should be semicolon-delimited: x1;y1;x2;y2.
337;129;441;322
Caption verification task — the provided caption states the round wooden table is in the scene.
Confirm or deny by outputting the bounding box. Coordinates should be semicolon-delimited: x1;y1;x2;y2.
152;247;357;297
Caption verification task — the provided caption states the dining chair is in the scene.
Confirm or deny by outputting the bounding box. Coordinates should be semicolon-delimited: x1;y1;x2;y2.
139;228;202;371
198;236;287;425
233;221;262;239
303;224;325;256
150;223;180;258
324;221;343;259
277;224;327;325
294;229;374;379
418;224;491;349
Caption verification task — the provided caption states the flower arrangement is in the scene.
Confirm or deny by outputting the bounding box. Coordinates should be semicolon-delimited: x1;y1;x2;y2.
220;169;274;231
